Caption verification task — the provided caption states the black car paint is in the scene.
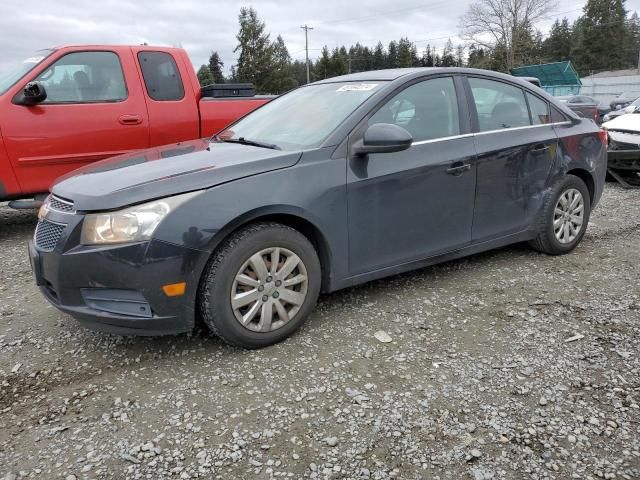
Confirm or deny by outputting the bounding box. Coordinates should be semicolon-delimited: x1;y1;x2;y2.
30;67;607;335
53;140;302;211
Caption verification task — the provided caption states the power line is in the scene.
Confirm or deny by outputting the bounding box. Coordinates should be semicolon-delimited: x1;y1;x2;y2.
313;0;450;26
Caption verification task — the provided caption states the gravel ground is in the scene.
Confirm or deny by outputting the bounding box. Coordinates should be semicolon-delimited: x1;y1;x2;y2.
1;184;639;480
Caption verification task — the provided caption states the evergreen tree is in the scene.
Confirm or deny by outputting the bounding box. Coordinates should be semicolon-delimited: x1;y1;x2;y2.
234;7;274;93
542;19;573;62
572;0;627;73
264;35;297;93
290;60;310;85
372;42;386;70
197;65;214;86
455;45;466;67
422;44;434;67
441;39;456;67
315;46;332;79
397;38;415;67
330;47;348;76
361;46;374;71
387;41;399;68
208;51;225;83
623;12;640;68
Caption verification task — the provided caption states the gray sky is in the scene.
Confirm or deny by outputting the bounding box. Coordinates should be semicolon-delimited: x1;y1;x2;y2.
1;0;638;75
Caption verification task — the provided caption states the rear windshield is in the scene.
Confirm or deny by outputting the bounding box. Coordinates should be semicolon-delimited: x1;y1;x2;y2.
0;50;53;95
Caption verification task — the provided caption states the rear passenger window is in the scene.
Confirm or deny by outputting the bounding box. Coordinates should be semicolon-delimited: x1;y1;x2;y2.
469;78;531;131
137;52;185;101
368;77;460;142
551;106;568;123
526;93;550;125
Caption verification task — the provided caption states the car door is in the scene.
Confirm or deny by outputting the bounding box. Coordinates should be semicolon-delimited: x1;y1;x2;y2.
3;49;149;195
347;76;476;275
466;76;559;241
136;50;200;146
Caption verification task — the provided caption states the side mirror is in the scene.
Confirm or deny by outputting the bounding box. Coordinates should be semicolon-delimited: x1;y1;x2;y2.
353;123;413;156
17;81;47;106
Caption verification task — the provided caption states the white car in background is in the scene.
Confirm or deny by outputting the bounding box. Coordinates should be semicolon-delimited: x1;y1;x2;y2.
603;114;640;187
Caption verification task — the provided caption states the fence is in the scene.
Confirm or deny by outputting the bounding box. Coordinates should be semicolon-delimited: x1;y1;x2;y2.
577;75;640;105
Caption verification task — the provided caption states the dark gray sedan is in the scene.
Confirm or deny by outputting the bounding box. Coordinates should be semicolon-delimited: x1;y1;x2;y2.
30;68;607;348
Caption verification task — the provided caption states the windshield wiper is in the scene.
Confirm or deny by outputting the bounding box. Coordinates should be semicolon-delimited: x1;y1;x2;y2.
217;137;281;150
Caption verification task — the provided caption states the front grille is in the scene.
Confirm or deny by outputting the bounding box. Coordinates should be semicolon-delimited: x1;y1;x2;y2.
34;220;66;251
610;139;640;151
48;195;75;213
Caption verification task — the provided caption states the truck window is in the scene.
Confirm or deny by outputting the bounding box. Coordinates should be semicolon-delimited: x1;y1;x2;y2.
34;51;127;103
137;52;185;101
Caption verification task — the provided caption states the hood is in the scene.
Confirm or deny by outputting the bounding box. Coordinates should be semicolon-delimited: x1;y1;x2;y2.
52;139;301;211
603;113;640;134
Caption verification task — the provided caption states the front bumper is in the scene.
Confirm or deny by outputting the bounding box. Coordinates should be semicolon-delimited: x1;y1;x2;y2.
607;149;640;171
28;230;208;336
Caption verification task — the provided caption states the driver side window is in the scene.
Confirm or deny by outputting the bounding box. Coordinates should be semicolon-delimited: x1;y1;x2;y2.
34;51;127;104
368;77;460;142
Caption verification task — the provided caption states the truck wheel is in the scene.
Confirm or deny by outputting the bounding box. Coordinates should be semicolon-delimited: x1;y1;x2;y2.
529;174;591;255
198;222;321;349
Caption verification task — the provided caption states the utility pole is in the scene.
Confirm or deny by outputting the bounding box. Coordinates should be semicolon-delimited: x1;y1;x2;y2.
300;24;313;84
348;55;352;74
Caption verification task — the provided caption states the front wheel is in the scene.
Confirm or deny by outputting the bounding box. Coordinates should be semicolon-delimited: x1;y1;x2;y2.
198;222;321;349
529;174;591;255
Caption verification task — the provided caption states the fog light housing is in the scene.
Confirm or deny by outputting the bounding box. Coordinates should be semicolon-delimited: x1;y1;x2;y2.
81;289;152;318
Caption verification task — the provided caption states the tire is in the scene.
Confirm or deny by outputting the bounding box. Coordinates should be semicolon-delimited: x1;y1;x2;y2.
529;174;591;255
198;222;321;349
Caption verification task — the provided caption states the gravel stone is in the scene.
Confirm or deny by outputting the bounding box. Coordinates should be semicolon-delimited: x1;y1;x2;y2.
1;185;639;479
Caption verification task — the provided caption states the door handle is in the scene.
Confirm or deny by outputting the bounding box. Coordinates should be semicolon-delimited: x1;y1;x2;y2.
531;144;550;154
446;162;471;176
119;114;143;125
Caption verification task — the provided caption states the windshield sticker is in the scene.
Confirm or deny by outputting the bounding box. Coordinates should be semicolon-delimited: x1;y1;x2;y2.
337;83;378;92
24;56;45;64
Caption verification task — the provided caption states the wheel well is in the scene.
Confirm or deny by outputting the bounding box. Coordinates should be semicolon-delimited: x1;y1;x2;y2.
214;214;332;293
567;168;595;203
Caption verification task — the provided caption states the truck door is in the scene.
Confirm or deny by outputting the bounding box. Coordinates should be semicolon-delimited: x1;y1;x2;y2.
3;49;150;195
136;51;200;146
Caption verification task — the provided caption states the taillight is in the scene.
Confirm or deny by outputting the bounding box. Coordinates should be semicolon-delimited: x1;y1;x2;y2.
598;128;608;148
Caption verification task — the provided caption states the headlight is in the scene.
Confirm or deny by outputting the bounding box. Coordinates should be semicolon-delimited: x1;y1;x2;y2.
81;191;198;245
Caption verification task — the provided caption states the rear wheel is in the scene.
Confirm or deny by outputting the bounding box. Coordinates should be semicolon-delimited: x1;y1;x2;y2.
198;222;321;348
529;174;591;255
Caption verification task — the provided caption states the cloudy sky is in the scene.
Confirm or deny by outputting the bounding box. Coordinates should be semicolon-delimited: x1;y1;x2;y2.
1;0;638;75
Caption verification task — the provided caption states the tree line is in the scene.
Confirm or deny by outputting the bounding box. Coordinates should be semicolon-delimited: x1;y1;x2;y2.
464;0;639;75
196;0;640;94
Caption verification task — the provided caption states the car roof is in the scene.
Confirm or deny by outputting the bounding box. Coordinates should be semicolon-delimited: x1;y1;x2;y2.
311;67;534;83
308;67;581;126
49;44;182;52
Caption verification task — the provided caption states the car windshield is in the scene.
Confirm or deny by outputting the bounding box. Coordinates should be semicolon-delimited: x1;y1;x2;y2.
619;92;639;99
219;81;388;151
629;97;640;108
0;50;53;95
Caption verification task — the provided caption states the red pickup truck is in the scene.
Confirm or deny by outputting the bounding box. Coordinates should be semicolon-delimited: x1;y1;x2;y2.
0;45;270;206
